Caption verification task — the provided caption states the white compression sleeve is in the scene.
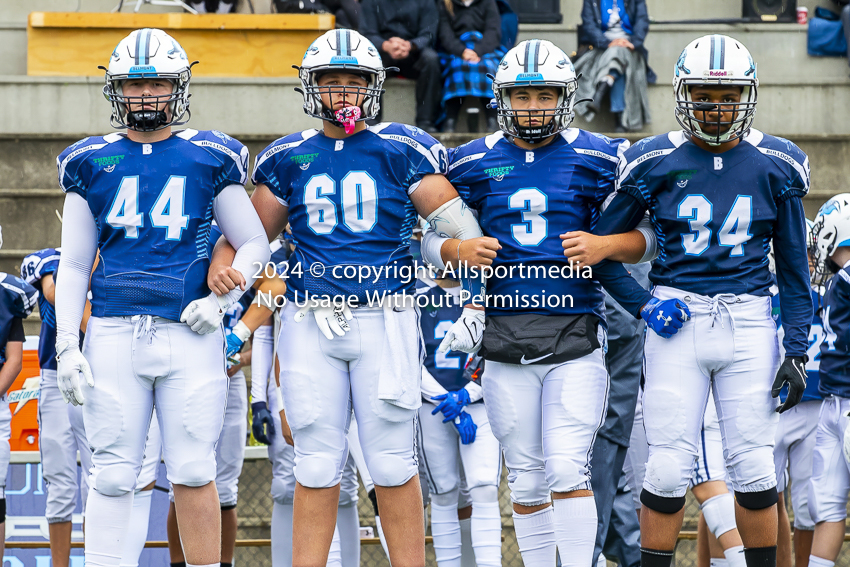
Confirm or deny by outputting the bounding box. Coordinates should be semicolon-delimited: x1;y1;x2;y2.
55;193;98;345
213;184;271;306
462;381;484;403
636;214;658;263
421;366;449;403
250;323;274;405
421;227;450;271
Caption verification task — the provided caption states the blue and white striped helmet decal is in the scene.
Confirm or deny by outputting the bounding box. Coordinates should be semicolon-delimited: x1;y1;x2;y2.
134;28;153;65
336;29;352;56
523;39;540;73
709;34;726;70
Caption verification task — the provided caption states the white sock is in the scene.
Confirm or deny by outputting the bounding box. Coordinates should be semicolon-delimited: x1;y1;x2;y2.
724;545;746;567
470;501;502;567
808;557;835;567
710;559;729;567
119;489;153;567
375;516;390;561
326;524;342;567
513;507;556;567
431;502;462;567
272;501;293;567
552;496;597;567
336;504;361;567
459;517;475;567
85;489;134;567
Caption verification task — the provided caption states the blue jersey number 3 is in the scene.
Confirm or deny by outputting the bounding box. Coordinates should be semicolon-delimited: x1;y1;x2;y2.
677;195;752;257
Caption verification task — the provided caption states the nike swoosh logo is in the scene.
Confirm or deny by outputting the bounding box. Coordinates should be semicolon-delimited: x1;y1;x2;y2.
520;353;553;365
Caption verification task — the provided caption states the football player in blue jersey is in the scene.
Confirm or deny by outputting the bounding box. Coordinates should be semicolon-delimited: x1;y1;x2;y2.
416;278;502;567
208;28;501;567
21;248;93;567
584;35;813;567
53;29;269;567
769;219;823;567
806;194;850;567
420;39;686;567
0;234;38;560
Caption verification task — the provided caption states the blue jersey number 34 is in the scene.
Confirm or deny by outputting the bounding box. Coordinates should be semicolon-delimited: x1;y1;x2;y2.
677;194;752;257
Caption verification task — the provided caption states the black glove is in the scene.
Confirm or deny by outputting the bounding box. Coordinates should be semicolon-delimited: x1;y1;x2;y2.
252;401;276;445
771;356;807;414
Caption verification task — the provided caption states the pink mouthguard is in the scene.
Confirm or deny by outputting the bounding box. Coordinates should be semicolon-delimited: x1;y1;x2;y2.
335;106;362;134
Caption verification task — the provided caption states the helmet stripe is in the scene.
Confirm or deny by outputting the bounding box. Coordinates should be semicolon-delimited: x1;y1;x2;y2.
525;40;539;73
335;29;341;55
523;41;531;72
710;35;725;70
143;29;151;65
341;29;350;56
134;29;143;65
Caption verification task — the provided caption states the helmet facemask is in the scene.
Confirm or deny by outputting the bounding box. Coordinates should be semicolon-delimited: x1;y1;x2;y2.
102;67;193;132
675;80;757;146
494;80;577;144
298;65;386;128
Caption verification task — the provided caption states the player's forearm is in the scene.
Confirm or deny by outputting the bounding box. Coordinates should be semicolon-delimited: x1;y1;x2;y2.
243;276;286;331
250;323;274;404
55;193;98;345
601;231;649;264
0;344;22;397
214;185;272;306
595;192;646;236
463;381;483;403
774;198;814;357
594;260;653;318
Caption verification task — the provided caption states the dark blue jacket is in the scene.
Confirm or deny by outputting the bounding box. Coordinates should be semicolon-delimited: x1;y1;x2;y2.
579;0;656;83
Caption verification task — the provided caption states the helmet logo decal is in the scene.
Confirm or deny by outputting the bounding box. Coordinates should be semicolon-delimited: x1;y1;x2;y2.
168;38;187;60
745;55;756;77
821;201;840;216
676;50;690;77
709;35;725;70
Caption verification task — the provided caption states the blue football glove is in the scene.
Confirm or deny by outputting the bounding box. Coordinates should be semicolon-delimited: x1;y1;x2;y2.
454;411;477;445
251;401;275;445
431;388;471;422
226;320;252;357
640;298;691;338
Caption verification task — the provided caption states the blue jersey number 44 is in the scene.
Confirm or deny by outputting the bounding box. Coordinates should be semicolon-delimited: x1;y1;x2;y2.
107;176;189;240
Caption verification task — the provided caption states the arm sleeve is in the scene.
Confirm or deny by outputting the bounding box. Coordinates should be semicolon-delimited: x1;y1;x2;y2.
438;6;467;56
421;366;449;403
7;318;24;343
412;0;438;51
55;193;98;346
580;0;609;50
213;184;272;307
474;0;503;56
594;192;647;236
463;380;483;403
421;227;450;271
358;0;386;49
250;324;274;404
773;197;814;357
593;260;653;318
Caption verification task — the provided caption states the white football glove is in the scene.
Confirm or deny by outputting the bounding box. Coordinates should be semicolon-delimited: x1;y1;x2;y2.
180;292;230;334
294;302;353;340
438;307;485;354
56;341;94;406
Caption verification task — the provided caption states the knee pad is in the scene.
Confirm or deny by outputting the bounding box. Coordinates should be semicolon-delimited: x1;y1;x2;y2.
294;455;340;489
172;460;217;488
468;485;498;503
271;477;294;505
645;452;687;495
545;458;586;493
93;465;137;497
735;488;778;510
509;469;550;506
431;488;460;508
640;490;686;514
369;455;415;488
700;493;737;538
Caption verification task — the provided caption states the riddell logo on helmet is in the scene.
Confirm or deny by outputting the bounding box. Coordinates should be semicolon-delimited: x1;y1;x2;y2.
704;70;732;77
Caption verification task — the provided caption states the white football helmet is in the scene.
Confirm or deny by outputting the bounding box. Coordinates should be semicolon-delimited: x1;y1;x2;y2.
297;29;386;125
102;28;194;131
492;39;578;144
673;34;758;146
811;193;850;284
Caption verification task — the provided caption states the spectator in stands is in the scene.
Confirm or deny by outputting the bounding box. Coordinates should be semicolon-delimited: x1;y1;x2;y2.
437;0;503;133
360;0;441;132
574;0;654;132
324;0;360;29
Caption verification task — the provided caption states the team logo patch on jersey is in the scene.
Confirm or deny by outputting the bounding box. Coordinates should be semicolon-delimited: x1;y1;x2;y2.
669;169;696;189
403;125;425;137
290;152;319;170
92;154;125;170
484;165;514;181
